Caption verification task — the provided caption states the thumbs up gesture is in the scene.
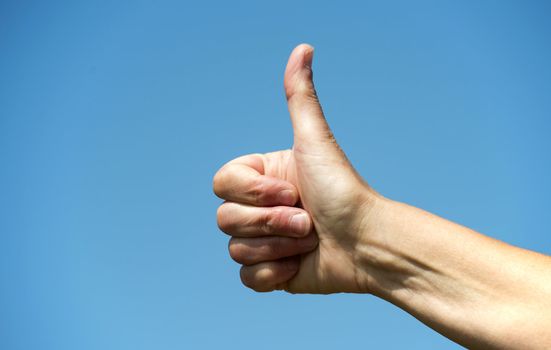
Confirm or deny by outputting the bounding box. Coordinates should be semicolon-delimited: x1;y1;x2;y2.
214;44;379;294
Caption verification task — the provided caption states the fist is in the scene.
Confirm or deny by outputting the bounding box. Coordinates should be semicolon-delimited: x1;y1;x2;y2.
214;44;378;294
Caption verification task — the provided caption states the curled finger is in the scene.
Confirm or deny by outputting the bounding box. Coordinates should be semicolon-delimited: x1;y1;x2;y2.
240;257;301;292
217;202;312;238
228;233;318;265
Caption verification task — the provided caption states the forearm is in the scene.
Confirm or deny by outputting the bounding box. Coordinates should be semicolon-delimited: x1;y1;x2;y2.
216;44;550;347
358;195;551;349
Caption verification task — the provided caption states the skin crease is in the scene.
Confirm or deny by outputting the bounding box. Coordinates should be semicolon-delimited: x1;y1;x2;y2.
213;44;551;349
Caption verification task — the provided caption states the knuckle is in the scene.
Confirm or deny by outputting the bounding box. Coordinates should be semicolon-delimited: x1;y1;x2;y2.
228;239;243;262
239;266;274;293
260;221;273;235
212;166;229;198
254;269;275;292
216;204;232;233
248;177;264;205
260;208;280;235
239;266;254;289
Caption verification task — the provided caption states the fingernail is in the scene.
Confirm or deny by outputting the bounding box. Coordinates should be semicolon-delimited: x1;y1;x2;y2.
277;190;296;206
290;213;309;236
303;45;314;68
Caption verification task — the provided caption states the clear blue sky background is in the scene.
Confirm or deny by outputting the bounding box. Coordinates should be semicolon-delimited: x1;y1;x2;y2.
1;1;550;349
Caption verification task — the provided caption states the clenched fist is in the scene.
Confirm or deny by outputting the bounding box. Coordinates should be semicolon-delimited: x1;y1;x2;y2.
213;44;379;294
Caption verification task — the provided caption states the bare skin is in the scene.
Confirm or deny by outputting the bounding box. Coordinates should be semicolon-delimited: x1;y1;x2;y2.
213;44;551;349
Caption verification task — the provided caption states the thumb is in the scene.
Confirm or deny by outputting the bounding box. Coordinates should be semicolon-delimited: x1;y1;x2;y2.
284;44;339;156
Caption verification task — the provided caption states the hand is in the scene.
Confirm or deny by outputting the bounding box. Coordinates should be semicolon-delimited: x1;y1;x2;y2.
214;44;379;294
213;44;551;349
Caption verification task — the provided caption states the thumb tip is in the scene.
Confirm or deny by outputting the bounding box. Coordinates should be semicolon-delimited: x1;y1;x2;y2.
284;43;315;97
286;43;314;72
294;43;315;66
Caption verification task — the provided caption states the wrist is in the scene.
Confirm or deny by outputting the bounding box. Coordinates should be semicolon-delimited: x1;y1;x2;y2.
352;193;424;298
348;186;395;295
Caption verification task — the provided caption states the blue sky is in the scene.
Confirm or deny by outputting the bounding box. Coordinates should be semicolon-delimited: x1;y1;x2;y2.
1;1;550;349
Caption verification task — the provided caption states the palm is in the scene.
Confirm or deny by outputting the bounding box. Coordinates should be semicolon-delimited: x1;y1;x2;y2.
262;148;369;293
